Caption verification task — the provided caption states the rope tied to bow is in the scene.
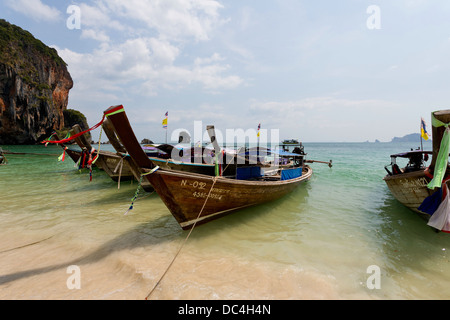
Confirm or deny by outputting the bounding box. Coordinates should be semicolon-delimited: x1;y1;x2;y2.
113;154;128;189
125;166;160;215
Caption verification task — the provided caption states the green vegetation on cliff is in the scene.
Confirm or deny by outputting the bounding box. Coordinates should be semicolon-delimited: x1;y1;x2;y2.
57;109;91;141
63;109;88;128
0;19;66;67
0;19;74;144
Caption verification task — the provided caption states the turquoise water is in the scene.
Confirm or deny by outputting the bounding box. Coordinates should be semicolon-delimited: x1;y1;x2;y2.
0;141;449;300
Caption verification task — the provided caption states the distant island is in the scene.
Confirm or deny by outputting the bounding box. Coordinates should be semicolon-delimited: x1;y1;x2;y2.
364;133;431;143
391;133;431;143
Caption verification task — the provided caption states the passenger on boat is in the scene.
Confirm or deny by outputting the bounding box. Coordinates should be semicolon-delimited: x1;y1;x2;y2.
292;144;305;155
404;153;426;173
392;163;402;174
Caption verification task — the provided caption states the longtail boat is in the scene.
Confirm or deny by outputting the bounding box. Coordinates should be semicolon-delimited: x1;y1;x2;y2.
384;110;450;231
384;150;434;215
70;124;135;182
103;122;218;178
102;118;154;191
104;105;313;230
103;116;273;184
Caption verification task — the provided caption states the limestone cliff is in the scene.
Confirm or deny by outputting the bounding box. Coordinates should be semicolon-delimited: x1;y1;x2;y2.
0;19;73;144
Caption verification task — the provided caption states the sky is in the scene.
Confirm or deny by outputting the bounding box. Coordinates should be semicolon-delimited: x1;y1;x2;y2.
1;0;450;143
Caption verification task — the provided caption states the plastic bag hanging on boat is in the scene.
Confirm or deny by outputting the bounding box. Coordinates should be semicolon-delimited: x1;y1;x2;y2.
428;116;450;189
418;187;443;215
427;184;450;232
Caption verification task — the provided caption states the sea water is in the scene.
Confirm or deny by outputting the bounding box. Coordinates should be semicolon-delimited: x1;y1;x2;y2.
0;141;449;300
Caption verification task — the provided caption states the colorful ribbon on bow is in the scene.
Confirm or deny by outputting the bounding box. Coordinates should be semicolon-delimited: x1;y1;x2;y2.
125;166;159;215
42;116;105;145
58;147;68;162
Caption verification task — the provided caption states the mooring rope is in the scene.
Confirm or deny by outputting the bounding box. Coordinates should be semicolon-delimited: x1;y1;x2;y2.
144;147;249;299
113;154;127;190
145;176;219;300
0;235;54;254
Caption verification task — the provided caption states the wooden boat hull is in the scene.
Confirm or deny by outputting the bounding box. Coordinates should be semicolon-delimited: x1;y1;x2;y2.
149;157;216;176
94;151;135;182
103;104;313;229
145;166;312;230
382;109;450;221
102;118;154;191
383;170;434;216
62;148;81;164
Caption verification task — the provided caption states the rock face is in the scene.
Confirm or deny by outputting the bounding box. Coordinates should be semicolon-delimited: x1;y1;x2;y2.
0;19;73;144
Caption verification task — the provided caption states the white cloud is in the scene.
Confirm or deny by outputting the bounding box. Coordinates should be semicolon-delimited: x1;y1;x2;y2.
81;29;110;42
192;62;243;90
102;0;225;41
5;0;61;22
57;37;242;102
250;97;399;115
55;0;241;103
78;2;124;31
245;97;402;141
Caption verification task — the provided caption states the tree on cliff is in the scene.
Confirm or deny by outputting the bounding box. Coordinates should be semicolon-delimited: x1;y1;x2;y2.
0;19;74;144
60;109;91;142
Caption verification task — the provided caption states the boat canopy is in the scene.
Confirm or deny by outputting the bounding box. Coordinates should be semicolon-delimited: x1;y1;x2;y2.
240;148;303;157
389;150;433;158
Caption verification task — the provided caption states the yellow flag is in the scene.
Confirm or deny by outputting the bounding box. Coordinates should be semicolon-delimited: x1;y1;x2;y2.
421;117;429;140
162;111;168;129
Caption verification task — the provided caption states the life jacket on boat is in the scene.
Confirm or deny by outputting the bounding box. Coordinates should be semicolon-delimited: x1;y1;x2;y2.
392;164;401;175
424;167;433;179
